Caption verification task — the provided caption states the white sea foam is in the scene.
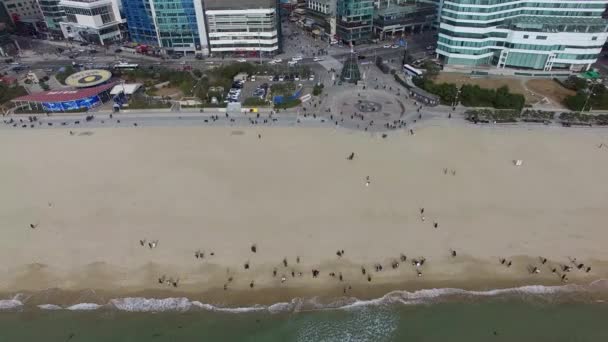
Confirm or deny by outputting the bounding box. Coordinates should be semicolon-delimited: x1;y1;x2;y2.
23;281;600;314
268;298;304;314
37;304;62;310
0;294;26;310
192;301;265;313
339;284;577;310
0;299;23;310
66;303;102;311
110;297;193;312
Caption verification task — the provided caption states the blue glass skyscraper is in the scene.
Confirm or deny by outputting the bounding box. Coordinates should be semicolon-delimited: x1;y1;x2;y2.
121;0;158;46
121;0;209;55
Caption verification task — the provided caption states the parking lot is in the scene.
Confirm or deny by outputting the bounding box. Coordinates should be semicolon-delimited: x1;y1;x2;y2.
237;68;319;104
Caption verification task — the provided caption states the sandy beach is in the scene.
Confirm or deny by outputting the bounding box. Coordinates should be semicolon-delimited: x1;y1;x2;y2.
1;122;608;306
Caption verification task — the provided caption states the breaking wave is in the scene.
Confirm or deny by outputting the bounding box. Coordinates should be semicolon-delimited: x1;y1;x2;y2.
5;280;606;313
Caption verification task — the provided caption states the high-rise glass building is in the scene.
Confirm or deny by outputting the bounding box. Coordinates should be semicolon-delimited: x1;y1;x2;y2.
38;0;66;39
121;0;157;45
336;0;373;44
437;0;608;71
122;0;208;55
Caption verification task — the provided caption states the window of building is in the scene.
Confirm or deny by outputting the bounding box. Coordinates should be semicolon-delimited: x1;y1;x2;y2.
536;35;547;40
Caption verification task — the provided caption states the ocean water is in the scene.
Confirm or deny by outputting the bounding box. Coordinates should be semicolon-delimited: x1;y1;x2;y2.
0;285;607;342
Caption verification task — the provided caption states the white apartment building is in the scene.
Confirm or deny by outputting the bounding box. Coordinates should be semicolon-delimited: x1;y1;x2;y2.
437;0;608;72
59;0;122;45
204;0;281;55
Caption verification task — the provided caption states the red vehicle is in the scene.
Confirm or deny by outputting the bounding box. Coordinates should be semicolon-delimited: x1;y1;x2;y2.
135;45;150;54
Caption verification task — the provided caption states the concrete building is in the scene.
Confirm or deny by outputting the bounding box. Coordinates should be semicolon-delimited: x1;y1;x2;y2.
59;0;122;45
373;0;436;40
38;0;66;38
417;0;443;28
437;0;608;72
305;0;337;41
121;0;208;55
336;0;373;44
203;0;282;56
2;0;43;21
2;0;46;36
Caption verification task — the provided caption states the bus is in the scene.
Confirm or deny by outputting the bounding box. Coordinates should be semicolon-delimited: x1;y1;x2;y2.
113;63;139;70
403;64;423;77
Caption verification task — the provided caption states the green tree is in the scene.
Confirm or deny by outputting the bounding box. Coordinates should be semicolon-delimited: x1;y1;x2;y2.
312;83;324;96
0;83;27;104
421;61;440;79
55;66;75;85
243;97;268;106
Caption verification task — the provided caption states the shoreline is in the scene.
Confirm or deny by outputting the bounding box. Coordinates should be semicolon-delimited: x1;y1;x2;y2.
2;255;607;310
2;275;608;312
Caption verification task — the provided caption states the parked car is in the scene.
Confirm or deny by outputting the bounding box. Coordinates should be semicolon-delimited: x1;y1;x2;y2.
383;44;391;48
237;58;247;63
313;57;324;62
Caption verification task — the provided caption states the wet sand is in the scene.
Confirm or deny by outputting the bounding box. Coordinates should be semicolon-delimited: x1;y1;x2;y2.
1;123;607;306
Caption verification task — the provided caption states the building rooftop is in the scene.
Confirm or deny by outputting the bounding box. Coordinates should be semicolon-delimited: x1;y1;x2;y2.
110;83;142;95
13;82;115;103
204;0;277;10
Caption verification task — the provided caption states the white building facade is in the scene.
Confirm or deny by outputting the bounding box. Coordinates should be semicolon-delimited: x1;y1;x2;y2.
437;0;608;71
59;0;122;45
204;7;281;55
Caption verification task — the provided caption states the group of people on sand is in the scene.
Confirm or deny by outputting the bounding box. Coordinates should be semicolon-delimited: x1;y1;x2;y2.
500;255;592;283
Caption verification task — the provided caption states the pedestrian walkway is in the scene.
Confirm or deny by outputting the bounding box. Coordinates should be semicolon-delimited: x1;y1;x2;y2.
318;56;342;72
